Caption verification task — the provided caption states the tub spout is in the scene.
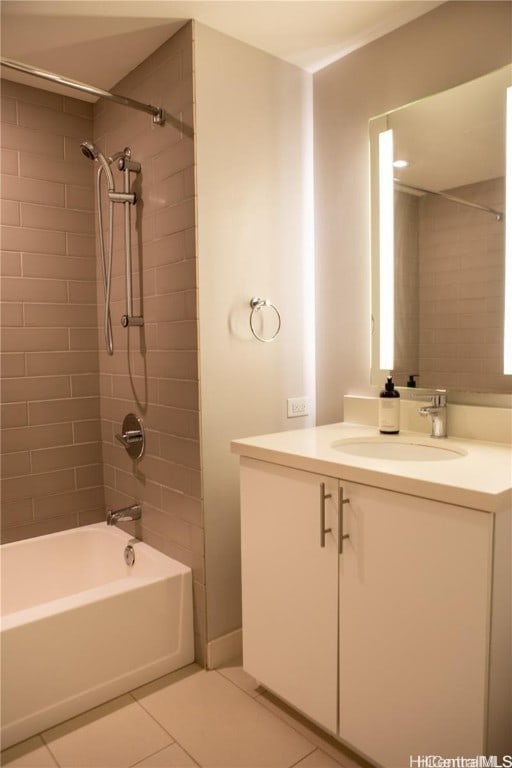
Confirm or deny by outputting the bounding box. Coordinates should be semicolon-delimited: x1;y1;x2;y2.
106;504;142;526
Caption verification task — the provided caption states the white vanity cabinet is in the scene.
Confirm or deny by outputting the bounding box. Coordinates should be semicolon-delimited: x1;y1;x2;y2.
337;481;493;766
240;457;339;733
239;456;502;768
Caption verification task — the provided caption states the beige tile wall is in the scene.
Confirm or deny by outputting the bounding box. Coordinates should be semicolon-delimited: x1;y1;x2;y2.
0;81;104;542
394;190;420;386
418;177;508;393
91;24;205;661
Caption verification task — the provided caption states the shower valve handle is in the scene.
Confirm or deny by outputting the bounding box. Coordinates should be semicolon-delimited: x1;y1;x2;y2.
115;429;143;447
115;413;145;460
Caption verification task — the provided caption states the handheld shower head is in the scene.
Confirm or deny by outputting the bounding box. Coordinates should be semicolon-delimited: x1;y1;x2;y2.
80;140;97;161
80;140;114;191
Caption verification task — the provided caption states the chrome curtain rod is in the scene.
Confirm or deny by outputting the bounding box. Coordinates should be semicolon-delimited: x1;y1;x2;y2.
394;179;504;221
0;57;166;125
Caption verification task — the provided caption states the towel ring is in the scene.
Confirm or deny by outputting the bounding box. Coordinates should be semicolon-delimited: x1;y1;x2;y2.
249;297;281;342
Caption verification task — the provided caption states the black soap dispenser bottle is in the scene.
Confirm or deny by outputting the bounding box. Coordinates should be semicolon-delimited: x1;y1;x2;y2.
379;376;400;434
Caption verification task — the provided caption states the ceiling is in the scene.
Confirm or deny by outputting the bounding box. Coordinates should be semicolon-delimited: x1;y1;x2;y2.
1;0;443;99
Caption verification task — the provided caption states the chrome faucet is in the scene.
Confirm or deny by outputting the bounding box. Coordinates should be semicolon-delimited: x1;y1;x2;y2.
106;504;142;526
418;392;447;438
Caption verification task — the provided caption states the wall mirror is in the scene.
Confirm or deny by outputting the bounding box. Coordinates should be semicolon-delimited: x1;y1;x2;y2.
369;65;512;396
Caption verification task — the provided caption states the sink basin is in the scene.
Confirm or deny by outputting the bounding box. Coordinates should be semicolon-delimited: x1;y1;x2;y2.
331;437;466;461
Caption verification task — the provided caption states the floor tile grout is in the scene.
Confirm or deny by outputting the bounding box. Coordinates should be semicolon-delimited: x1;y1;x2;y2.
128;740;201;768
128;688;178;743
287;746;319;767
127;689;196;768
251;691;359;768
211;668;327;767
39;732;62;768
212;668;352;768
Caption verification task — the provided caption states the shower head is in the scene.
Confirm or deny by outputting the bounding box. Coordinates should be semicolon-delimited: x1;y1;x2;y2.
80;140;98;161
80;140;114;191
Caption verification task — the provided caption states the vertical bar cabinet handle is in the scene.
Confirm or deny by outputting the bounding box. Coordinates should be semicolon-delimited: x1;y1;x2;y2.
319;482;332;548
338;487;350;555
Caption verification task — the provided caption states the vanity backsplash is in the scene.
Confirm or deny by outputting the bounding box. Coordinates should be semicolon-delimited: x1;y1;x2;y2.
344;395;511;445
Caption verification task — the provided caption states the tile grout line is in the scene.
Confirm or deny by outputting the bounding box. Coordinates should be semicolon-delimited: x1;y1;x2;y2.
39;731;63;768
130;666;317;768
288;747;322;768
127;689;202;767
214;666;261;697
250;692;352;768
128;739;200;768
211;669;327;768
127;689;176;743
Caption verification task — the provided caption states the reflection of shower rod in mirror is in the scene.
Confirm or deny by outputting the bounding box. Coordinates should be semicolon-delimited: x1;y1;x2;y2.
394;179;504;221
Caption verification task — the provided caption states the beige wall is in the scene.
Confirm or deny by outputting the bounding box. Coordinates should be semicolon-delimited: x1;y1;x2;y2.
314;1;512;424
92;23;206;662
0;83;103;542
194;22;315;643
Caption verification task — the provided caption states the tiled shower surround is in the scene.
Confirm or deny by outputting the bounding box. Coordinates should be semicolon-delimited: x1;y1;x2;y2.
0;83;102;536
0;24;205;660
394;190;420;380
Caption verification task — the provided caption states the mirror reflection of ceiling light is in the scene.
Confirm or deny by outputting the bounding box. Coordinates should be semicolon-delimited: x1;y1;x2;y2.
379;129;394;371
505;86;512;375
393;159;409;168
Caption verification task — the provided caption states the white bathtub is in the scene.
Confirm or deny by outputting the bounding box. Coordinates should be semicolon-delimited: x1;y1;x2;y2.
0;522;194;749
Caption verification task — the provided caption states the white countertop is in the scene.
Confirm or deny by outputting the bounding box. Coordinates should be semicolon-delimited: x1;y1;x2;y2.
231;422;512;513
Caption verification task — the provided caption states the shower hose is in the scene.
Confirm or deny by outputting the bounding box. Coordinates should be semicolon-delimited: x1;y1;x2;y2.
96;165;114;355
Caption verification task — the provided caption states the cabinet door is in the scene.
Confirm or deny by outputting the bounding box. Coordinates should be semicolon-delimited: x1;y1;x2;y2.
240;457;339;733
338;482;493;767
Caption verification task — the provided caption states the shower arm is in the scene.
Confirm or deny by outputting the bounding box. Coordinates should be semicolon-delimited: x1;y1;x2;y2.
1;57;166;125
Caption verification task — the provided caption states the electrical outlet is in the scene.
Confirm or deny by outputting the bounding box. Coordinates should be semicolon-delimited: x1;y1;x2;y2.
287;396;309;418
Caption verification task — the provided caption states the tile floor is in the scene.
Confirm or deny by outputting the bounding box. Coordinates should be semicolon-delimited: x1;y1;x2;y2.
1;662;372;768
